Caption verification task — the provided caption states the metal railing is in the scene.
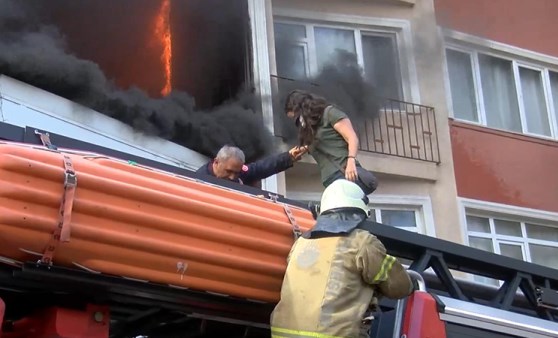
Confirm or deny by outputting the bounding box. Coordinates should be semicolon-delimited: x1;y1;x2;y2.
357;99;441;164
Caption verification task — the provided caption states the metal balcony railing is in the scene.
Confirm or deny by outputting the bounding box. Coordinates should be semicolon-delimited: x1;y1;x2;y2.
357;99;441;164
270;75;441;164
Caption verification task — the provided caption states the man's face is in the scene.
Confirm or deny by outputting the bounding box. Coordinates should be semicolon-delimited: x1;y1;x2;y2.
213;157;244;181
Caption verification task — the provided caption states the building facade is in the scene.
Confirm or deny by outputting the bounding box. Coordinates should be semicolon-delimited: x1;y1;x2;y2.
253;0;558;275
1;0;555;274
435;0;558;276
252;0;462;243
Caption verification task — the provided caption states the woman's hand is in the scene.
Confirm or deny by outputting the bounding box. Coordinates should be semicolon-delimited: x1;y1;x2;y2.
289;146;309;161
345;157;358;181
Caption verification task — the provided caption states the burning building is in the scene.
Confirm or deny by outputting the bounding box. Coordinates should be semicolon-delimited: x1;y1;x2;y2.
2;0;558;335
0;0;271;163
8;0;556;272
0;0;459;235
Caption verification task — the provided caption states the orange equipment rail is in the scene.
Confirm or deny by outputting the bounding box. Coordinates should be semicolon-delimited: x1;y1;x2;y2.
0;141;314;303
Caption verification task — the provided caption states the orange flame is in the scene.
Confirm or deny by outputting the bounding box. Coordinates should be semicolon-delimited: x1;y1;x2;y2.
155;0;172;96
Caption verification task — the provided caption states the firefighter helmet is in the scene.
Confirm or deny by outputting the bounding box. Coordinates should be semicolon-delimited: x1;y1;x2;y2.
320;179;370;216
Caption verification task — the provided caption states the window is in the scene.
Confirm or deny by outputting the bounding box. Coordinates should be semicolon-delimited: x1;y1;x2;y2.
462;203;558;285
287;192;435;235
274;20;404;100
478;54;522;132
446;49;478;122
274;22;309;81
362;34;403;101
550;71;558;127
370;208;421;233
445;47;558;139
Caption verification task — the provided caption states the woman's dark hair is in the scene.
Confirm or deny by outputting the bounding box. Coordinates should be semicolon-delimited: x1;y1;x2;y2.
284;90;329;146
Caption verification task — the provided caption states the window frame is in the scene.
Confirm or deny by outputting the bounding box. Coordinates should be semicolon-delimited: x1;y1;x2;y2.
458;198;558;272
273;8;420;103
514;62;553;137
443;46;485;125
443;29;558;141
371;205;422;233
286;192;436;236
274;36;312;80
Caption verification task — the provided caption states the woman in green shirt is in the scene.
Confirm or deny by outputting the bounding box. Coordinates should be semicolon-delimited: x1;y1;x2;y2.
284;89;365;189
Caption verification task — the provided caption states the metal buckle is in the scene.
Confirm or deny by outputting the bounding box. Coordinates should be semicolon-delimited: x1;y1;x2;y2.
64;171;77;187
34;130;58;150
268;193;279;203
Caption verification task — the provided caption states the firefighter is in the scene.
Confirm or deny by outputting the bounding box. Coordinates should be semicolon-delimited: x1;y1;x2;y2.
270;179;414;338
196;144;307;187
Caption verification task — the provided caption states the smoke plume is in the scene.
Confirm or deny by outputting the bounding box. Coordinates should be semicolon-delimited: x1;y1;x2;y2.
0;0;271;162
273;40;383;142
0;0;381;161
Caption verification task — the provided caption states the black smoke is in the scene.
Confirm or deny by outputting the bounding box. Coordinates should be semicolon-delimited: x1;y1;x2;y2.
273;41;383;142
0;0;271;162
0;0;382;161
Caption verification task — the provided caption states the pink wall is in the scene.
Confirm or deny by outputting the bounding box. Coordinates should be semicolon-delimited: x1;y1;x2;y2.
435;0;558;57
451;121;558;213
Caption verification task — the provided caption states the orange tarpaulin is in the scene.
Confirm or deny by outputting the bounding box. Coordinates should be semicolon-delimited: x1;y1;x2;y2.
0;142;314;302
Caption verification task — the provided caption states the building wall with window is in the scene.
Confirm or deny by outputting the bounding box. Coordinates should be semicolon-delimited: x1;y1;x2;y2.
268;0;462;242
439;0;558;211
436;0;558;272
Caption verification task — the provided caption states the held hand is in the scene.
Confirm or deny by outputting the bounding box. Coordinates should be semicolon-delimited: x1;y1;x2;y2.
289;146;309;161
345;158;358;182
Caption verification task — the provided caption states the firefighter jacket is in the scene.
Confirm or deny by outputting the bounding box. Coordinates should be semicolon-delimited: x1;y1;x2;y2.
196;151;294;186
270;228;413;338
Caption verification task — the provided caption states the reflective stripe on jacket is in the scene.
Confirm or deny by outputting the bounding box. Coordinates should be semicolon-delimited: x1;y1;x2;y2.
270;229;412;338
271;327;344;338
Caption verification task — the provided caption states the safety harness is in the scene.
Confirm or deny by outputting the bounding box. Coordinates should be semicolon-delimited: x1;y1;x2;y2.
35;130;77;265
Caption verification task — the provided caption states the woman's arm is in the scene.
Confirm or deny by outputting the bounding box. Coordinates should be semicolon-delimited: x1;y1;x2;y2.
333;118;360;181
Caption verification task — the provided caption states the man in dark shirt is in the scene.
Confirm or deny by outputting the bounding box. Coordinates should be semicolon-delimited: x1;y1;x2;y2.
196;145;307;186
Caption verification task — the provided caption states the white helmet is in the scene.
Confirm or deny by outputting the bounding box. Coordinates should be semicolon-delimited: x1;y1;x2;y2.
320;179;370;216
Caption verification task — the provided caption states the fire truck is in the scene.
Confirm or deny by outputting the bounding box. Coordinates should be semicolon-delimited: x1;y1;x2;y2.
0;77;557;338
0;123;556;338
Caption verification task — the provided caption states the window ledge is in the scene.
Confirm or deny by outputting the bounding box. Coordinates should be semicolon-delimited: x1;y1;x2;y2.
387;0;415;5
373;0;415;5
299;151;439;182
459;198;558;224
359;151;438;181
450;119;558;148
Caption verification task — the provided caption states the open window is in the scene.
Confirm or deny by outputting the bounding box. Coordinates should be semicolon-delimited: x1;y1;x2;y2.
0;0;264;161
19;0;252;108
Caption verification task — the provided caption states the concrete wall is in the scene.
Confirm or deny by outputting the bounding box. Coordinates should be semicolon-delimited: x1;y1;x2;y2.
271;0;462;242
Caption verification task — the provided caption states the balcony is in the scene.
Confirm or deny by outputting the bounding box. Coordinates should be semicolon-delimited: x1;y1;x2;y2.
357;99;440;164
270;74;441;165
